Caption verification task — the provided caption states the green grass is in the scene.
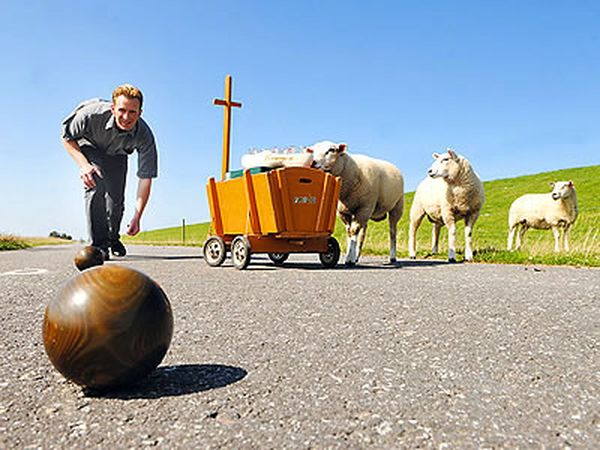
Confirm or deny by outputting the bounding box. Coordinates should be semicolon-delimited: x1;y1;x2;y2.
124;165;600;267
123;222;211;246
0;235;74;251
0;235;30;251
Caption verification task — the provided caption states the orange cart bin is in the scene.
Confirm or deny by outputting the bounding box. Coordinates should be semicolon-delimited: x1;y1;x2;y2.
204;166;341;269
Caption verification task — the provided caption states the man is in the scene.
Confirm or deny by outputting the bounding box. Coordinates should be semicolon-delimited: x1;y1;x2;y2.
62;84;158;259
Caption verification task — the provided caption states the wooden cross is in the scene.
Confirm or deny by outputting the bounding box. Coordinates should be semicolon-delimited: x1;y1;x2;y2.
213;75;243;180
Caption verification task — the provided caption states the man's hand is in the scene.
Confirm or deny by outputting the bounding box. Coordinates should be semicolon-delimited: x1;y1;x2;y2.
63;139;102;188
127;178;152;236
80;164;103;189
127;215;141;236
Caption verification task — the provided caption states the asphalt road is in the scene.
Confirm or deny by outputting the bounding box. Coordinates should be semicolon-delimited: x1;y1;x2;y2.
0;244;598;448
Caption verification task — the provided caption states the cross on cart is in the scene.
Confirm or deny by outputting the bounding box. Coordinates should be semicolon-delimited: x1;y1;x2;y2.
213;75;242;180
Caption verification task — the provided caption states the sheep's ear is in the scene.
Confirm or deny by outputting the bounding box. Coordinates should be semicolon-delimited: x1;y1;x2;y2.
337;143;347;153
448;149;457;159
432;152;440;159
549;182;555;187
568;180;574;187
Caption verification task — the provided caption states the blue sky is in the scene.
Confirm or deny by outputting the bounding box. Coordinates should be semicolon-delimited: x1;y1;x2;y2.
1;1;599;239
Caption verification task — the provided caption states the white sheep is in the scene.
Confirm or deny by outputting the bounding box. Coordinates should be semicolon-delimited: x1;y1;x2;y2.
309;141;404;265
507;181;578;252
408;149;485;262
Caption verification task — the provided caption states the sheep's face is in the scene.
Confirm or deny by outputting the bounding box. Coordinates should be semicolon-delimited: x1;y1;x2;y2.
550;181;575;200
309;141;347;172
427;149;460;181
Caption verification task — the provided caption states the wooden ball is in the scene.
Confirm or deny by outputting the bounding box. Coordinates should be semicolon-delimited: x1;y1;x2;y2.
43;265;173;390
73;246;104;271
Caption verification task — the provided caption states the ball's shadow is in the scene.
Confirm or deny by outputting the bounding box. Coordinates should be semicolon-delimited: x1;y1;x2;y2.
86;364;247;399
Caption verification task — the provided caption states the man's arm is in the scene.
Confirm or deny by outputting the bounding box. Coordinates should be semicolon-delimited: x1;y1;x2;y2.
127;178;152;236
62;139;102;188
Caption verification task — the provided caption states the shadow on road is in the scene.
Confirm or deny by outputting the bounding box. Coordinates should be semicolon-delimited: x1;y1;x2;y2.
124;254;203;261
116;251;453;270
248;258;450;271
85;364;247;400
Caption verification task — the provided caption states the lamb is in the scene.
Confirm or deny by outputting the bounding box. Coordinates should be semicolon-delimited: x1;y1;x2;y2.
507;181;578;252
408;149;485;262
309;140;404;265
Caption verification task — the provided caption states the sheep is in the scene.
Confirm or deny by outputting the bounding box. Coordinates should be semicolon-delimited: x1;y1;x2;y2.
408;149;485;262
309;140;404;266
507;181;578;252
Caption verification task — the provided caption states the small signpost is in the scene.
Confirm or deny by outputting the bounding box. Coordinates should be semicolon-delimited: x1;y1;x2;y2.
213;75;242;180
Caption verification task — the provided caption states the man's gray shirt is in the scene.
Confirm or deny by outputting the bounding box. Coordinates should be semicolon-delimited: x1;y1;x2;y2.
61;99;158;178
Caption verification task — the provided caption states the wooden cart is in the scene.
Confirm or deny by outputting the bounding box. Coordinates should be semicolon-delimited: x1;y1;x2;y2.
203;76;341;269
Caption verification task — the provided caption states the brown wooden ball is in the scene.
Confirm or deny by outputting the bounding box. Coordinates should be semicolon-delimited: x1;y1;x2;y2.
43;265;173;390
73;246;105;271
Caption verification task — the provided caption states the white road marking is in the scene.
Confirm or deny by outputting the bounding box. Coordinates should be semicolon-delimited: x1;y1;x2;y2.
0;268;49;276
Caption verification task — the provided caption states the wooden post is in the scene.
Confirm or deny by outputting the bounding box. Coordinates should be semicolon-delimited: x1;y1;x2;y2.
213;75;242;180
182;218;186;243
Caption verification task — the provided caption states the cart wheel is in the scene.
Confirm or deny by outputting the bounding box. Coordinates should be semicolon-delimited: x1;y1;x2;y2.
231;236;251;270
319;237;340;268
268;252;289;266
203;236;226;267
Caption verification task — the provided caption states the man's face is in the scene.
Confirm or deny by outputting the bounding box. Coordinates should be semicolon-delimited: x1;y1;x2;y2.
111;95;141;131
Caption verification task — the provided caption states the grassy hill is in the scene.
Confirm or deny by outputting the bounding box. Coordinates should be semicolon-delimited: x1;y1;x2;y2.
124;165;600;266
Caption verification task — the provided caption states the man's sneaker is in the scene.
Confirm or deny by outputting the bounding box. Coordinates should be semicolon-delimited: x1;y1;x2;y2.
110;239;127;257
100;248;110;261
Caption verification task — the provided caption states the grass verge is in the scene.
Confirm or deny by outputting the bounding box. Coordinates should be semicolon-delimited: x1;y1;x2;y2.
0;235;30;251
122;223;210;247
0;235;75;251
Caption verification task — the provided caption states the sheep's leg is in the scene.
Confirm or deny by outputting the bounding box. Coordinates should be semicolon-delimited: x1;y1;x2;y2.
388;200;404;263
345;233;354;264
446;218;457;262
345;220;366;265
507;224;516;251
431;222;442;255
464;213;479;261
408;211;425;259
516;225;527;250
339;212;356;265
465;215;475;261
552;226;561;252
355;222;368;263
346;233;357;265
389;219;397;263
350;208;374;265
408;202;425;259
